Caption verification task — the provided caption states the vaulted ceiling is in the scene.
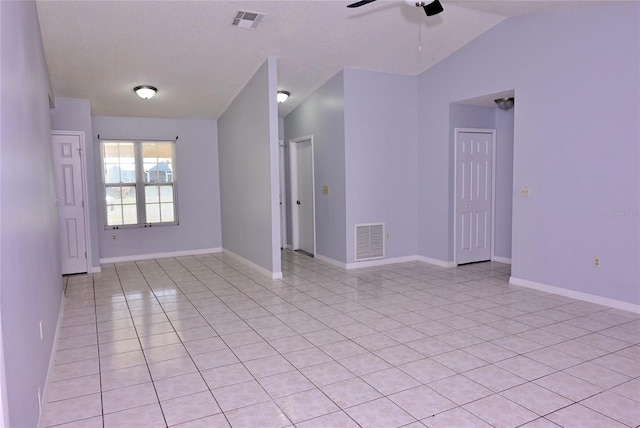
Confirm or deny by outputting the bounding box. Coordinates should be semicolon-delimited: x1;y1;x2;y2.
37;0;612;119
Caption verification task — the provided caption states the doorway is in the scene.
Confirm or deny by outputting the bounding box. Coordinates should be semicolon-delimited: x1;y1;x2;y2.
278;141;287;249
454;128;496;265
289;136;316;257
52;131;90;274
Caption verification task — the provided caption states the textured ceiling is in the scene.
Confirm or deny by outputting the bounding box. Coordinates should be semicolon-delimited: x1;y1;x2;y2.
36;0;614;119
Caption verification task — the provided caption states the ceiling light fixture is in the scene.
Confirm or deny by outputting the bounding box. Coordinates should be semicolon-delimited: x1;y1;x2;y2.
495;97;515;111
134;85;157;100
277;91;290;103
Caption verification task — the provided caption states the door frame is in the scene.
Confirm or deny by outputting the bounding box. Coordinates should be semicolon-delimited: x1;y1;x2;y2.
289;135;316;256
453;128;497;265
278;140;287;249
52;130;93;273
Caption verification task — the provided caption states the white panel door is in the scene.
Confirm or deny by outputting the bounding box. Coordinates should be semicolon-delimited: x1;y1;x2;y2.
53;133;88;274
294;140;315;255
456;131;493;265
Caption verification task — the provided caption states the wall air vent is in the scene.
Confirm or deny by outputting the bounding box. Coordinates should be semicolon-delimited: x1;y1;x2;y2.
354;223;385;262
232;11;265;29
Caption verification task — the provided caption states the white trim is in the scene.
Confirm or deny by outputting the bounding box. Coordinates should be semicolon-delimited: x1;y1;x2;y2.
453;128;497;266
315;254;346;269
346;255;416;270
89;266;102;273
510;277;640;314
0;308;8;427
416;256;456;268
289;135;316;256
52;131;93;274
100;247;222;264
37;292;65;428
492;256;512;264
313;254;456;270
222;249;282;280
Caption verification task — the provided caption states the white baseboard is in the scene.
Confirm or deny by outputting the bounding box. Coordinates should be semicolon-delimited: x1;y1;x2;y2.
315;254;346;269
346;256;419;270
492;256;512;264
100;247;222;264
222;249;282;280
416;256;456;268
313;254;456;270
89;266;101;273
510;277;640;314
38;290;65;428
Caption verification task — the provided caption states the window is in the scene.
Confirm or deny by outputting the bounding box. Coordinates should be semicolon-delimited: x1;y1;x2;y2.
101;140;178;228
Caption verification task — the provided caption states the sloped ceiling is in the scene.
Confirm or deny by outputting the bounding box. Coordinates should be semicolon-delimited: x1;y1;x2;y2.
37;0;612;119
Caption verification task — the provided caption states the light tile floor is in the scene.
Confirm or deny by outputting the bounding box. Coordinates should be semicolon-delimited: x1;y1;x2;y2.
43;250;640;427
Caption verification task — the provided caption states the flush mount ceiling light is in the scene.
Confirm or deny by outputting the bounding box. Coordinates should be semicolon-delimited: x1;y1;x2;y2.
277;91;290;103
134;85;157;100
495;97;515;111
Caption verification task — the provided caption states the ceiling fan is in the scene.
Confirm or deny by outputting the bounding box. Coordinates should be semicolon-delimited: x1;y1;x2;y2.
347;0;444;16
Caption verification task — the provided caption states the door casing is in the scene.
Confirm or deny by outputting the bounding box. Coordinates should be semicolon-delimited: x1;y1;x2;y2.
289;135;316;256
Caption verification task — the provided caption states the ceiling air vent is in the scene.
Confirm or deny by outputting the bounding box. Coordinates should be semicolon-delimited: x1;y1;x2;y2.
355;223;385;262
232;11;265;29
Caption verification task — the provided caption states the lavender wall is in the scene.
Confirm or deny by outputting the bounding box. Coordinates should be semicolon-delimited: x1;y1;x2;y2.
418;3;640;304
344;69;418;264
92;116;222;259
284;71;347;263
50;97;100;270
218;58;281;275
0;2;63;426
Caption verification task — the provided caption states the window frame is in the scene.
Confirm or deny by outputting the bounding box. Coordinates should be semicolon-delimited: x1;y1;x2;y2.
100;139;179;229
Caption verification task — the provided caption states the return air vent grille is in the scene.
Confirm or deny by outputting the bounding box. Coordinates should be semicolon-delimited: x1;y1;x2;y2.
355;223;385;262
232;11;265;29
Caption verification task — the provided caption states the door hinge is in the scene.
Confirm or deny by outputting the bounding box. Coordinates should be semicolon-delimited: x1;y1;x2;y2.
85;251;87;258
82;200;84;208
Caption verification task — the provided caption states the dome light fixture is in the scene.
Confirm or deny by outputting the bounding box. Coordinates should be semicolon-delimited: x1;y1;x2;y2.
277;91;290;103
495;97;515;111
134;85;157;100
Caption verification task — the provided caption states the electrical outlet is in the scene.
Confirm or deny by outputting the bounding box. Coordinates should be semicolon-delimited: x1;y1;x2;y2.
39;320;43;340
386;233;390;240
521;186;530;197
594;257;601;267
112;234;117;240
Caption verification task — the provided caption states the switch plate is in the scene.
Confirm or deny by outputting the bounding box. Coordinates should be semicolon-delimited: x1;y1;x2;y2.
521;187;530;197
322;185;329;195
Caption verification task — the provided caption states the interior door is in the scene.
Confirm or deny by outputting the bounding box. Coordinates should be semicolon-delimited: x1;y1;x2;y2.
279;142;287;249
293;139;315;256
52;133;88;274
455;131;493;265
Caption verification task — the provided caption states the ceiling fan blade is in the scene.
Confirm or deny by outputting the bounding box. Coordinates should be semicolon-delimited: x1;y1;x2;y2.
423;0;444;16
347;0;378;8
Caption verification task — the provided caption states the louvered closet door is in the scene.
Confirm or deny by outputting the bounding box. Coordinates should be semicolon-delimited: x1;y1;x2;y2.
455;131;493;265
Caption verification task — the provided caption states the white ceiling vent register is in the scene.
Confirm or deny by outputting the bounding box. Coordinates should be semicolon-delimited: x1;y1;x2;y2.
355;223;385;262
232;11;265;29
